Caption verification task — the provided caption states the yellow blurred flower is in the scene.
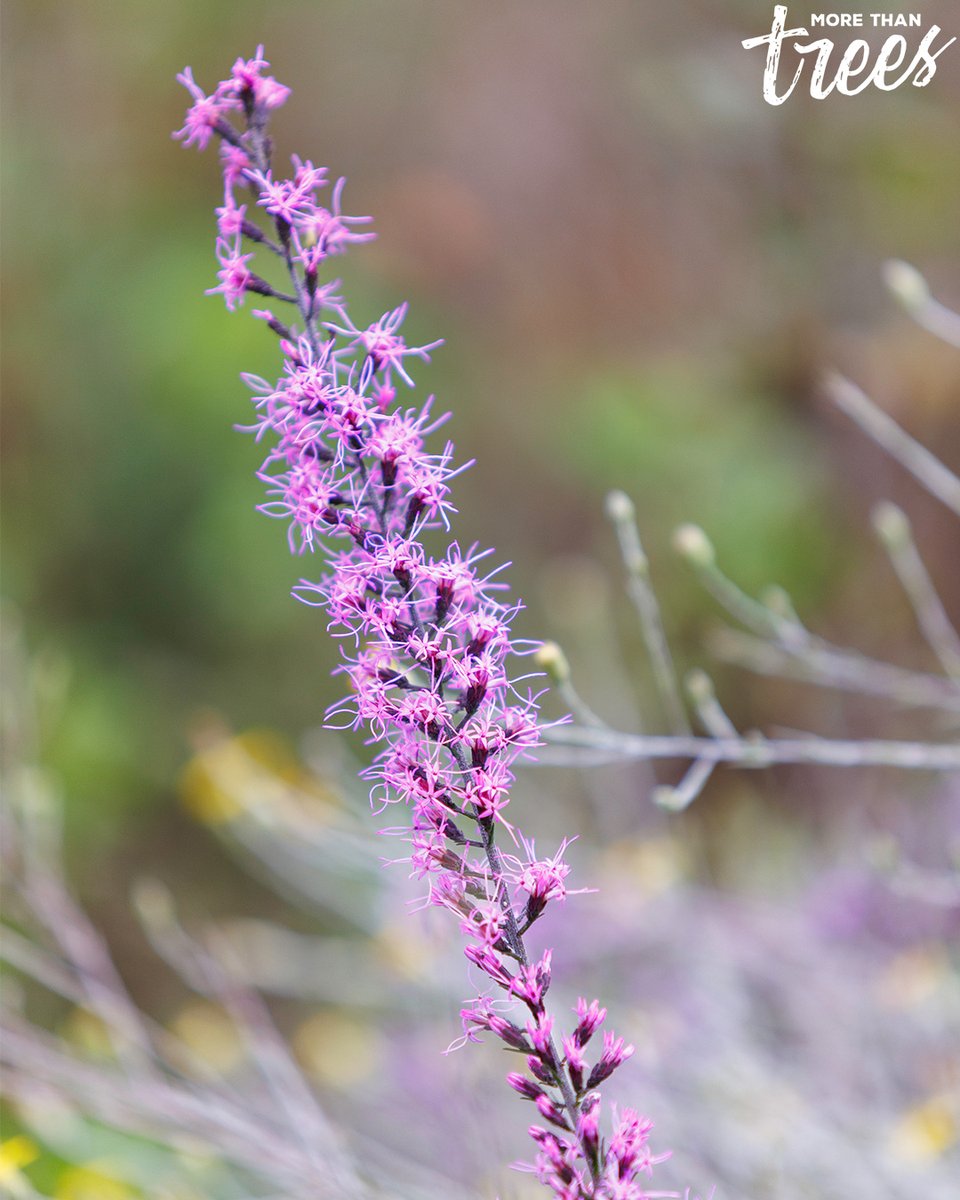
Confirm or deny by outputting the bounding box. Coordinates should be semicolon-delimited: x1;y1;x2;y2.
60;1007;115;1059
373;917;435;980
890;1095;958;1161
169;999;244;1074
0;1136;39;1185
181;719;340;826
293;1010;383;1088
56;1163;139;1200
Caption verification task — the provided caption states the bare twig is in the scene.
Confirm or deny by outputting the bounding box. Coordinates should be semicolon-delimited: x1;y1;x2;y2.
827;374;960;519
10;778;159;1077
709;626;960;715
652;757;717;812
536;641;608;729
671;523;960;715
685;670;739;740
885;260;960;350
672;524;803;647
133;879;350;1183
545;724;960;772
872;502;960;683
607;490;691;734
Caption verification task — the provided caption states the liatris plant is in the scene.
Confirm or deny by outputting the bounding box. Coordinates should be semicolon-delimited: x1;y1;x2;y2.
175;48;669;1199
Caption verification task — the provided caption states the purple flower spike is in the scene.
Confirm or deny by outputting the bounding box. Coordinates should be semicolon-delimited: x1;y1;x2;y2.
176;49;669;1200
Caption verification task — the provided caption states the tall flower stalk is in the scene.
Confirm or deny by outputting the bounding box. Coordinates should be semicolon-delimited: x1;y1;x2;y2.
176;48;667;1199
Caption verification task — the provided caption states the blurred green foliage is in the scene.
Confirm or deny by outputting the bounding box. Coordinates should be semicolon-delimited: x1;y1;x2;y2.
550;361;833;602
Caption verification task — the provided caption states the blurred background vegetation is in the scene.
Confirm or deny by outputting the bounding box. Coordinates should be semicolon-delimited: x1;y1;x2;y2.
3;1;960;1195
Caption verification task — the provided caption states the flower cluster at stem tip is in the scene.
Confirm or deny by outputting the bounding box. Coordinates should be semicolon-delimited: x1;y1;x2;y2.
176;47;670;1199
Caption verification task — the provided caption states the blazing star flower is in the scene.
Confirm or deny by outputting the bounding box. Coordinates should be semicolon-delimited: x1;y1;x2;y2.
206;237;254;310
503;837;596;924
327;301;443;388
215;200;247;239
223;45;291;110
248;166;321;225
176;50;668;1200
173;67;240;150
299;176;376;259
220;141;253;191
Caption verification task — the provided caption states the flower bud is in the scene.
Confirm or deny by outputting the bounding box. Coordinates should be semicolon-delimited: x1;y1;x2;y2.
507;1072;543;1101
883;259;929;311
672;523;715;568
684;668;714;705
604;489;635;523
535;641;570;684
872;501;910;549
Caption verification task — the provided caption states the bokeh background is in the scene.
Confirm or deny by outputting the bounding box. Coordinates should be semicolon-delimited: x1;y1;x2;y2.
3;2;960;1197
